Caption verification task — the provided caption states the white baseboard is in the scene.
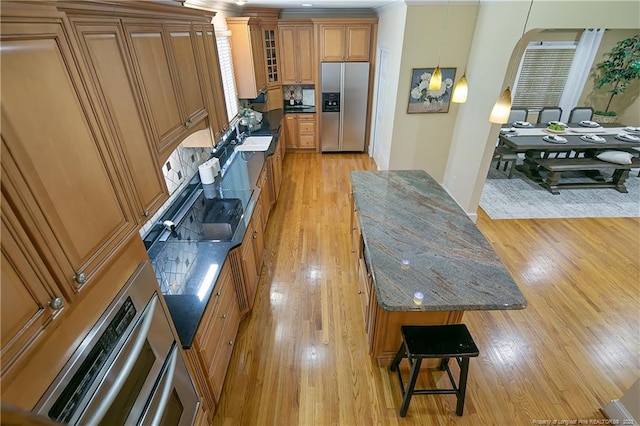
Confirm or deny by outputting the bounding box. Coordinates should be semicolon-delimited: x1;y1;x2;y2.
603;399;638;425
467;212;478;223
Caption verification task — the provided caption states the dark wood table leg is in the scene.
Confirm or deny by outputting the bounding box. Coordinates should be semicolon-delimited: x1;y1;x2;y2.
612;169;630;193
516;150;543;181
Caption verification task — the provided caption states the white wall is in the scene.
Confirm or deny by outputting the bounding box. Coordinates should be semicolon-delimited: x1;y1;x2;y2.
370;2;407;170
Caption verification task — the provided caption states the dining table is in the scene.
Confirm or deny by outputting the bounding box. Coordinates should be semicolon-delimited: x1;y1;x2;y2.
497;122;640;181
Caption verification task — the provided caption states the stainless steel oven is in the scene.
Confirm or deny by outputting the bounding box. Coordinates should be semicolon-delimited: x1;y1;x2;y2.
34;262;198;425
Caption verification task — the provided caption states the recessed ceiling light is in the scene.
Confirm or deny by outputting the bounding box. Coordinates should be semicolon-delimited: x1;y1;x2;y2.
302;3;313;6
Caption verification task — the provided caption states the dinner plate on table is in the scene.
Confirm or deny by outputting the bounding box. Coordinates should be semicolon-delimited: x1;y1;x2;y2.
615;132;640;142
579;120;601;128
500;127;517;135
580;134;606;143
547;121;567;127
623;126;640;134
543;135;567;144
513;121;533;128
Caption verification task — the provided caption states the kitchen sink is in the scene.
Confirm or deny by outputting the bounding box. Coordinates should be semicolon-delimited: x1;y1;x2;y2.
234;136;273;152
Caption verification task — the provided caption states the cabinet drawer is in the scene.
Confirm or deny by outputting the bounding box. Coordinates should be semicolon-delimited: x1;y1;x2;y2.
357;257;371;326
210;290;241;402
298;134;315;149
298;120;315;134
202;280;235;372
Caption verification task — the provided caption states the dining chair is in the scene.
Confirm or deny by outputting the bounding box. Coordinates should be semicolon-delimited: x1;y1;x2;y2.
537;107;563;124
508;108;528;124
568;107;594;123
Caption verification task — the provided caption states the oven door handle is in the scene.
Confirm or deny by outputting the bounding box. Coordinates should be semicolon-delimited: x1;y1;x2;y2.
84;294;158;425
149;344;178;425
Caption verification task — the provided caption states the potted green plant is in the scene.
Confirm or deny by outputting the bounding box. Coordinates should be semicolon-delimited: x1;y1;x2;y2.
592;34;640;123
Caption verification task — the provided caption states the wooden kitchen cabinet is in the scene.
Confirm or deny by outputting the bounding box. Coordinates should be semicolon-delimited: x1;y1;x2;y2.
262;22;281;89
0;195;65;386
192;24;229;143
268;126;286;205
316;20;375;62
70;19;169;222
227;17;267;99
187;260;241;420
285;113;316;151
256;165;272;230
278;22;314;84
124;22;207;157
0;18;138;299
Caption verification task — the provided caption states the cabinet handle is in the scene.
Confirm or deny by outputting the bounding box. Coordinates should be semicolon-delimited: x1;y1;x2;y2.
73;272;88;285
228;340;234;346
215;291;221;297
351;250;355;253
48;297;64;310
357;291;362;295
253;231;257;239
185;119;192;127
221;314;227;319
142;211;150;217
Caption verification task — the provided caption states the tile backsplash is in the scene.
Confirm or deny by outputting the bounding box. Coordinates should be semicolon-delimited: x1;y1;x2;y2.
139;143;211;238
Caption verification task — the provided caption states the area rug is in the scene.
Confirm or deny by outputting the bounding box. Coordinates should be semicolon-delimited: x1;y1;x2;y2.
480;164;640;219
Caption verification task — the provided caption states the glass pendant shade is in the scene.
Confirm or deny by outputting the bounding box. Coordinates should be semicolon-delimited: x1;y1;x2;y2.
451;75;468;103
489;87;512;124
429;66;442;90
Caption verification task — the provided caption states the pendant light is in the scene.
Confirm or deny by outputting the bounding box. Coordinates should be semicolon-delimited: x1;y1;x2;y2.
489;0;534;123
429;1;449;91
451;0;479;104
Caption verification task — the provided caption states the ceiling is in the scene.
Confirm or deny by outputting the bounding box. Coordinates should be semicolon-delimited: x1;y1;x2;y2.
183;0;404;13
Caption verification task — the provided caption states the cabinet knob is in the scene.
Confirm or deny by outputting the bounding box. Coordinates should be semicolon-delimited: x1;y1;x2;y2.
221;314;227;319
48;297;64;310
357;291;362;295
142;211;150;217
185;119;192;127
73;272;88;285
215;291;221;297
351;250;355;253
253;231;257;239
228;340;234;346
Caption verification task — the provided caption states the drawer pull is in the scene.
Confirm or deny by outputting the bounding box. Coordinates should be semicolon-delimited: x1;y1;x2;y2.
221;314;227;319
215;291;221;297
228;340;233;346
73;272;88;285
48;297;64;310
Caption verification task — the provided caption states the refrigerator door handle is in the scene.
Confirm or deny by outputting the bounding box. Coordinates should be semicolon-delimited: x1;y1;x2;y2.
339;64;345;150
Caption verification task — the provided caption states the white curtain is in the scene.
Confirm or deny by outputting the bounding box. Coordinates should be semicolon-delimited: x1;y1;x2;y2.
558;28;605;121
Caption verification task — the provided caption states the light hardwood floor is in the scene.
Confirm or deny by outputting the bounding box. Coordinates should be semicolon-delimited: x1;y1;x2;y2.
212;152;640;425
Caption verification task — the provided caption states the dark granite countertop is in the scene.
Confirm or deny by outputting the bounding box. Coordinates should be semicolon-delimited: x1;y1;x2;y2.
283;105;316;114
148;111;284;349
350;170;526;312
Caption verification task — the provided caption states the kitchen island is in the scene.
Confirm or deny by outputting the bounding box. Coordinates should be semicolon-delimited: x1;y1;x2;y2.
349;170;526;365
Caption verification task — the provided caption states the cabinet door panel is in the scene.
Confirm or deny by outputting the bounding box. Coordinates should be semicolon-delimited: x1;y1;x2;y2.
297;25;314;83
1;200;62;379
345;25;370;61
167;26;207;124
249;24;267;93
319;25;345;61
1;23;136;293
284;115;297;149
125;24;184;152
75;23;167;220
204;29;229;136
278;26;297;84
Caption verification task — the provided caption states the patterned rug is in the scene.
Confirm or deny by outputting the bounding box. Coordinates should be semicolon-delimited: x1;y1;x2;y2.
480;161;640;219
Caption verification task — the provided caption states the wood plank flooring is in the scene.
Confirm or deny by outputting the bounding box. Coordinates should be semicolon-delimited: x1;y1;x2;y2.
212;152;640;425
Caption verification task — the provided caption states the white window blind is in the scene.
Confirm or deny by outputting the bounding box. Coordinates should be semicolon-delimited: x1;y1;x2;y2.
216;34;239;121
513;42;577;111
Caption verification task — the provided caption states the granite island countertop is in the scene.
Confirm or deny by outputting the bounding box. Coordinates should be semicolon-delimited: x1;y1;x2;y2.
350;170;526;312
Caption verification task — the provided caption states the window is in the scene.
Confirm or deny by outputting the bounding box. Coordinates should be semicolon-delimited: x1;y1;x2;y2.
512;41;577;111
216;33;239;121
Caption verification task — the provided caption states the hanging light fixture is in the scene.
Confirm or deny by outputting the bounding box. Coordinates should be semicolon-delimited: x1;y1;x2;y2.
451;0;479;104
429;0;449;91
489;0;534;123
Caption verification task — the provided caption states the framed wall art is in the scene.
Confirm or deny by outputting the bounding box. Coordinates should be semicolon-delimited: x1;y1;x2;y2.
407;67;457;114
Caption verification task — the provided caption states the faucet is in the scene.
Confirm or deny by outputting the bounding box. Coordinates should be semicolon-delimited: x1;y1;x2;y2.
237;131;247;143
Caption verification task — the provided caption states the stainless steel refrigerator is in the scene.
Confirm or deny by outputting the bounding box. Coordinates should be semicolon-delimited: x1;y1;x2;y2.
320;62;370;152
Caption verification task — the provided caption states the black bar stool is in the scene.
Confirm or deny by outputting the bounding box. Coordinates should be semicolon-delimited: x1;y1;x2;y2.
389;324;479;417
